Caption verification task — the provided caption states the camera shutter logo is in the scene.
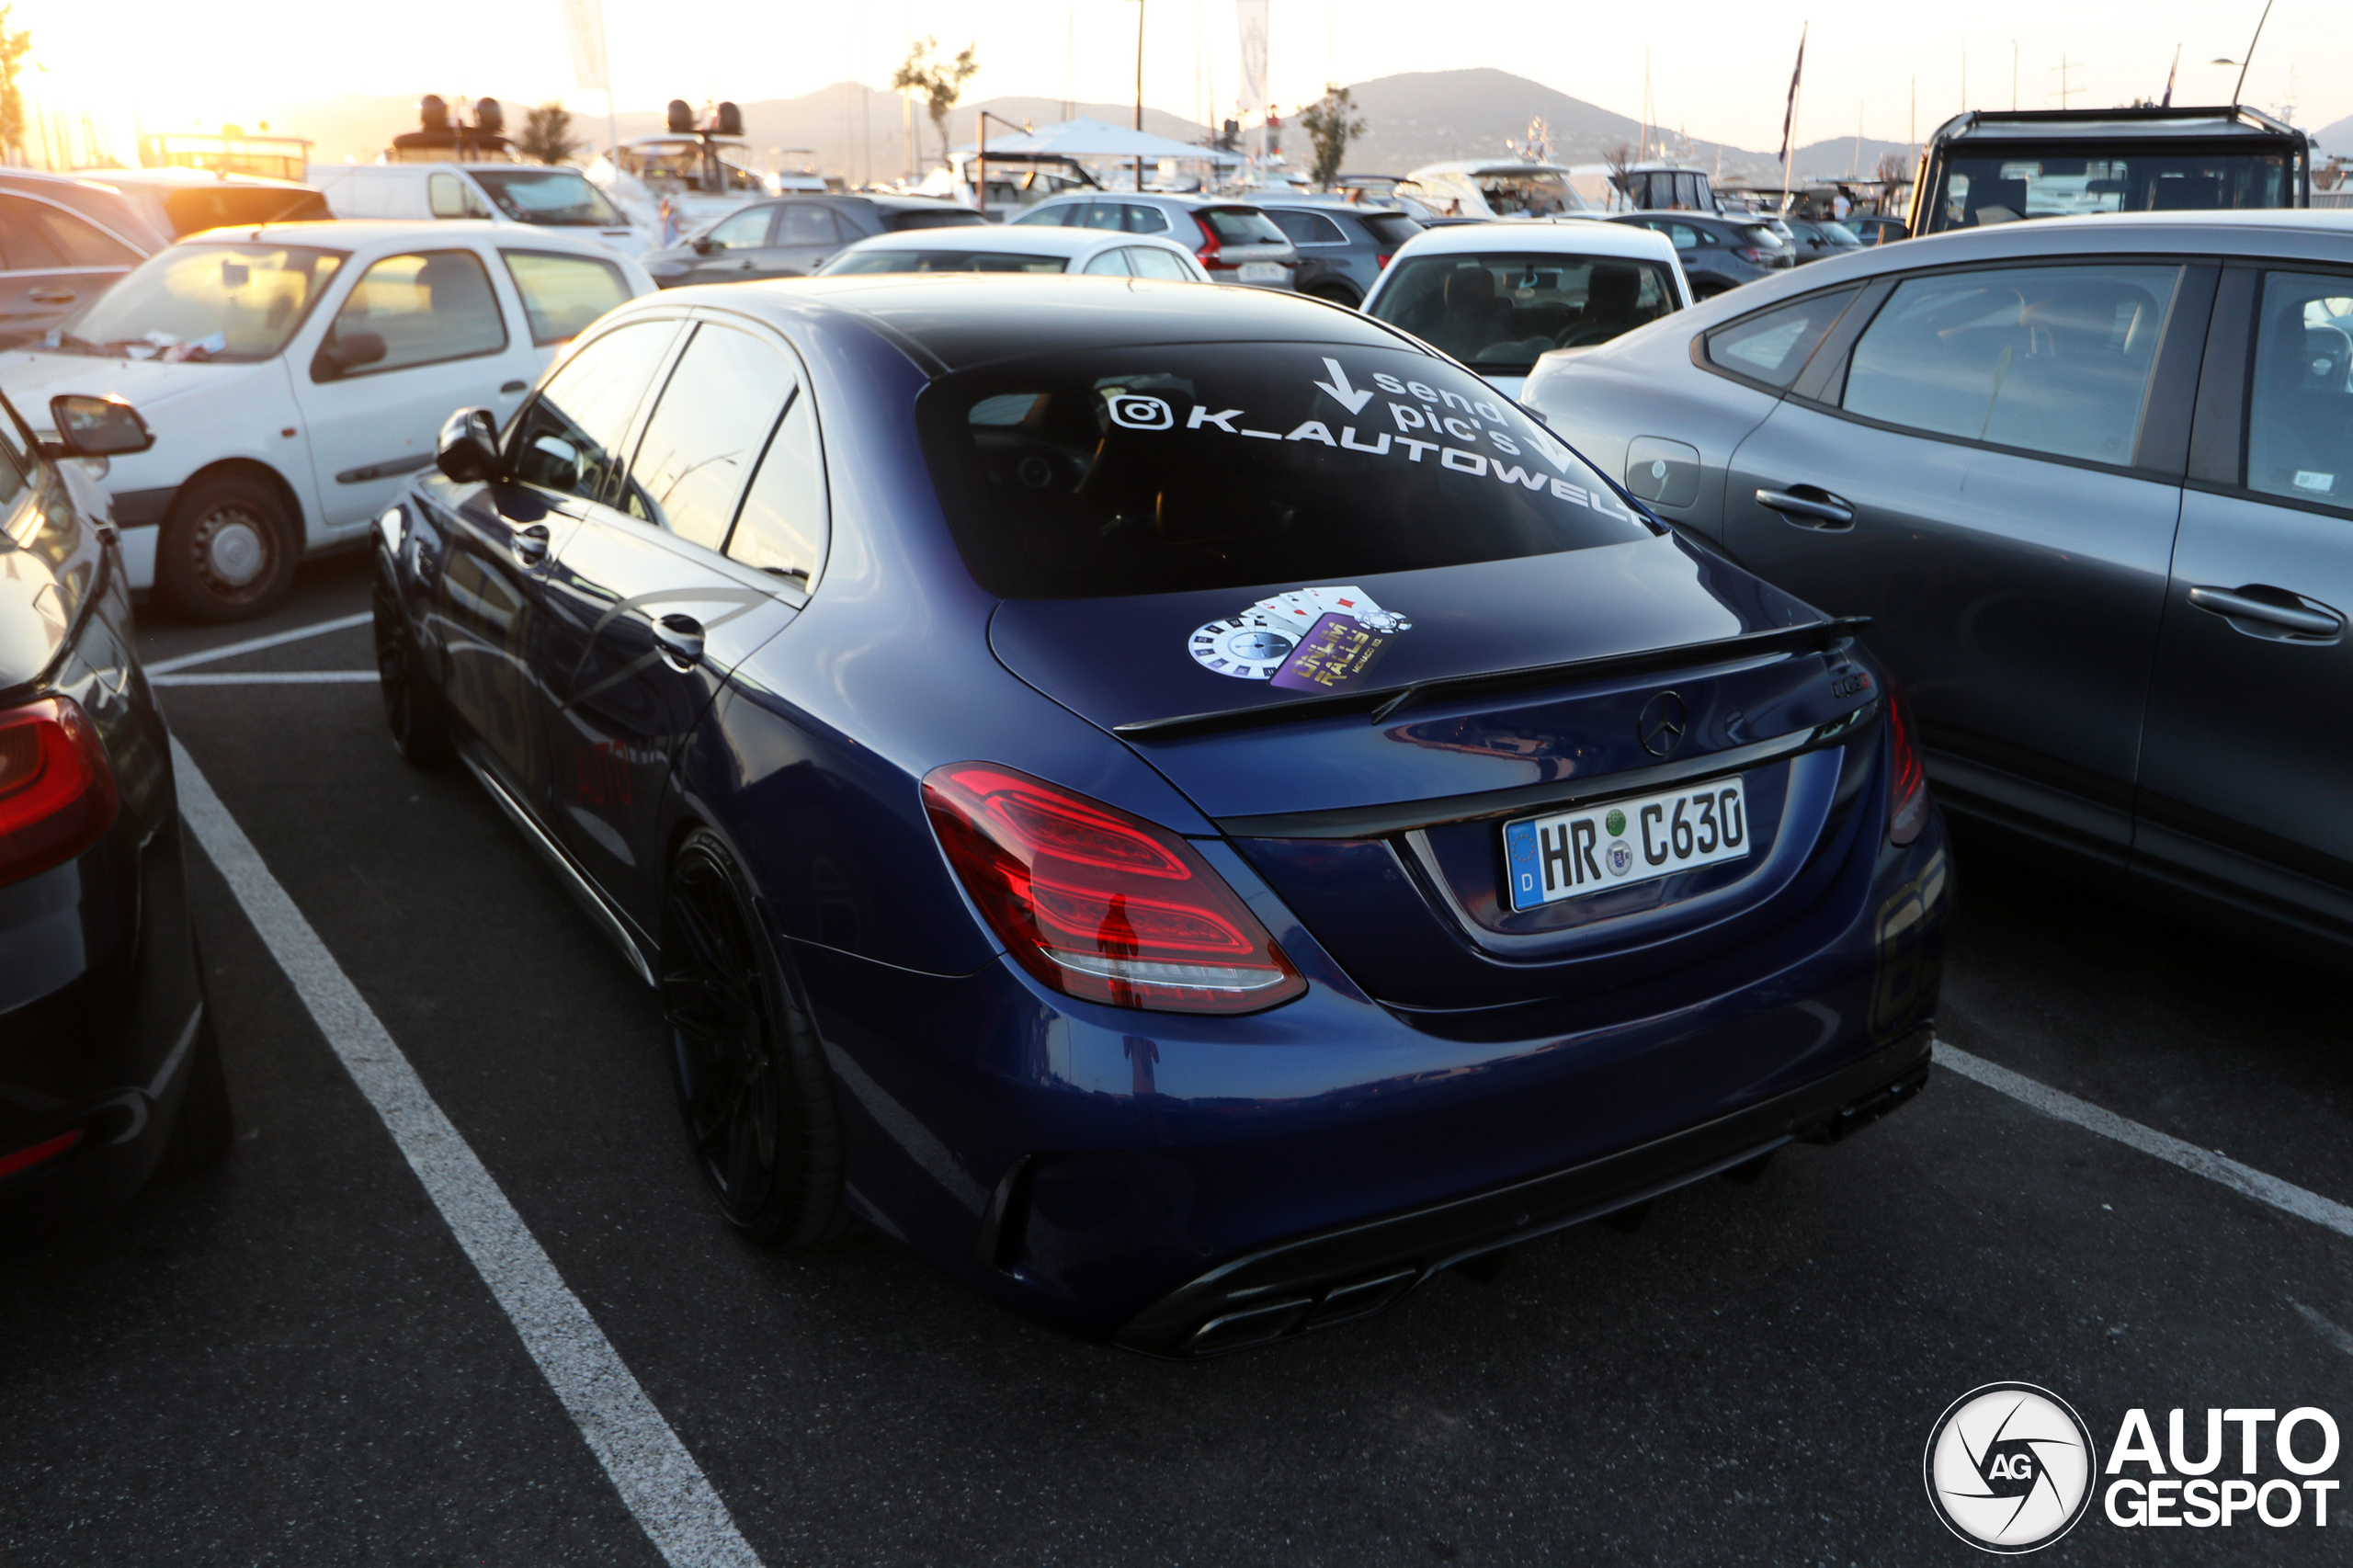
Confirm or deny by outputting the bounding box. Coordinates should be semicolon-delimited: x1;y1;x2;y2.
1107;393;1174;430
1924;1383;2098;1553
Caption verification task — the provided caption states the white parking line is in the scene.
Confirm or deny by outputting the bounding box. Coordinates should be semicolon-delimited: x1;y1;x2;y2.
1937;1041;2353;1241
146;611;374;675
153;671;378;687
170;737;765;1568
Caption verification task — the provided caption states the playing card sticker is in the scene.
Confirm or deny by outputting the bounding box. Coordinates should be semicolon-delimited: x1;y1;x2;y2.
1188;586;1412;688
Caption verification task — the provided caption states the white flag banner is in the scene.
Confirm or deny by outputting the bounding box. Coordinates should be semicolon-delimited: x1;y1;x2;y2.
558;0;610;93
1235;0;1269;119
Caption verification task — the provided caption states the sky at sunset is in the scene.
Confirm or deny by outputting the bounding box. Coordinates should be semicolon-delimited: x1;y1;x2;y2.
16;0;2348;167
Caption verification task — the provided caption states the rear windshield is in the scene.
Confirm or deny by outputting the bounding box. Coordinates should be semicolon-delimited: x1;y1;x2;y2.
884;208;989;231
1361;211;1424;249
162;186;327;236
919;343;1652;599
1368;252;1679;374
1199;207;1286;245
1737;224;1788;250
1926;147;2292;231
825;249;1064;274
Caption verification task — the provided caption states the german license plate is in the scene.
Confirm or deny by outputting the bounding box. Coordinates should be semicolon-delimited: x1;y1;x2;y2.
1502;778;1749;911
1237;261;1285;282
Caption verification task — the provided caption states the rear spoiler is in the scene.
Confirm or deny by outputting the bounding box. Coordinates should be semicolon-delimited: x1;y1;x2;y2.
1114;616;1871;743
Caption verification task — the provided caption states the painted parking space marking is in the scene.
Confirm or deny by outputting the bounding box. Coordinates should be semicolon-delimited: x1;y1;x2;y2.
153;670;378;687
170;737;765;1568
146;610;373;675
1938;1041;2353;1240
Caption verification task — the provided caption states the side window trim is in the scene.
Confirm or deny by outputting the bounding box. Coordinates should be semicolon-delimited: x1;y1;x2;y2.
2133;262;2222;478
1786;279;1894;403
713;319;829;601
604;318;703;511
1689;283;1865;394
2187;265;2260;488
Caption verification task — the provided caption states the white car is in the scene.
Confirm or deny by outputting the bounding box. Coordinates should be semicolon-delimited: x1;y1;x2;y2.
0;220;654;619
815;224;1211;281
1358;220;1691;399
1402;161;1596;221
310;163;652;258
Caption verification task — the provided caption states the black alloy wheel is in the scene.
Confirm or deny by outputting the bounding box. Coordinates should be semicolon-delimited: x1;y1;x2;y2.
662;831;847;1245
371;558;451;767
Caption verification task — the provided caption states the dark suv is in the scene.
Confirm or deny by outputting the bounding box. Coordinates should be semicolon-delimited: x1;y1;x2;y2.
644;193;986;286
1606;211;1791;298
1014;193;1298;289
1255;200;1423;306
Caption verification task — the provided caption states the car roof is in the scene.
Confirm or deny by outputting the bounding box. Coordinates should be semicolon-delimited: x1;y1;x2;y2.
170;219;624;257
835;226;1185;256
73;166;315;192
1029;191;1258;210
643;273;1413;373
1390;218;1678;264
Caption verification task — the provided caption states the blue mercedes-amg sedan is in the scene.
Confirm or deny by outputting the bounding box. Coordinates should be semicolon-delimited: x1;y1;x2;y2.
372;274;1949;1356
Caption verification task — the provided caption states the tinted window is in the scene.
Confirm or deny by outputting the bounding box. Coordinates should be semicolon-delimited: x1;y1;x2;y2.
624;324;795;548
1929;150;2291;232
502;250;631;346
1123;245;1194;281
1122;204;1170;234
726;390;828;590
884;208;988;232
1267;210;1347;245
322;249;506;375
777;206;843;244
704;207;773;248
1361;212;1423;249
1703;288;1858;388
2246;270;2353;507
17;202;138;267
918;343;1652;599
1843;264;2180;464
0;197;64;268
1369;252;1680;374
1200;208;1286;245
824;249;1066;275
1079;202;1124;232
508;319;679;500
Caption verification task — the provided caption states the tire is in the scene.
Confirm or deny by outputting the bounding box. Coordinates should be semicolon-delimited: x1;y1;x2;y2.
154;472;298;623
372;556;452;768
159;1006;233;1176
662;830;849;1246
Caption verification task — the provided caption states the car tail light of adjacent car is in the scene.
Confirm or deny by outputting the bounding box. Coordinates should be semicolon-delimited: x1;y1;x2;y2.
0;696;119;888
1191;214;1223;272
1373;251;1392;269
1886;685;1929;846
1735;246;1772;264
924;762;1306;1015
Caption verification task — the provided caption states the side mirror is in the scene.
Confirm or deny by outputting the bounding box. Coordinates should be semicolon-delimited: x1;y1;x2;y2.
313;330;388;382
691;237;717;255
48;394;154;458
435;408;503;483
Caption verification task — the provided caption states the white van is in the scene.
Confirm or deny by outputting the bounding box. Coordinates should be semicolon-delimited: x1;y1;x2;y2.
0;221;654;620
311;163;651;257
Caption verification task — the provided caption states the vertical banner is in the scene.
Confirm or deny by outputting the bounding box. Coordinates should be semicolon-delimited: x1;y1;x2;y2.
1235;0;1269;123
558;0;611;92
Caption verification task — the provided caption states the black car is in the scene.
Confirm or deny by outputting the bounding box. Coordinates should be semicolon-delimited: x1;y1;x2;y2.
1784;217;1866;264
1;390;227;1244
644;194;986;286
1606;211;1791;298
1256;200;1423;307
0;170;166;350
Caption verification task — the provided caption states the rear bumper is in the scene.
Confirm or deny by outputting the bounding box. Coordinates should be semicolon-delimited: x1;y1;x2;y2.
1115;1025;1932;1358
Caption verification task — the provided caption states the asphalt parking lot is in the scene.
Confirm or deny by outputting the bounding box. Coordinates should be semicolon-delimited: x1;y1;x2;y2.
5;551;2350;1566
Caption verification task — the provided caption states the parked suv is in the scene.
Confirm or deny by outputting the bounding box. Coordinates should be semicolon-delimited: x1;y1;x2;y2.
1607;211;1791;298
0;170;167;349
1014;194;1298;289
642;193;985;287
1255;200;1422;306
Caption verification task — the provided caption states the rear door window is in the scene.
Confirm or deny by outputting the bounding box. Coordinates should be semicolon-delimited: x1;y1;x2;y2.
1841;263;2182;465
1080;249;1132;277
918;343;1652;598
623;323;795;549
1702;288;1859;388
725;389;828;593
19;202;139;267
776;206;843;244
500;249;632;345
0;197;64;269
1122;204;1170;233
2245;271;2353;508
1123;245;1194;281
703;207;774;249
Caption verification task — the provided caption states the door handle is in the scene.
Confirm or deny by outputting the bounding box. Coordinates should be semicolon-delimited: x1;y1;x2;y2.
653;613;705;668
1756;486;1856;528
28;289;75;304
2186;585;2345;641
509;522;551;563
499;380;528;394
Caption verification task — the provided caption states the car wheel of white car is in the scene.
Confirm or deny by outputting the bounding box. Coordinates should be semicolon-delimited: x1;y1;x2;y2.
157;473;297;623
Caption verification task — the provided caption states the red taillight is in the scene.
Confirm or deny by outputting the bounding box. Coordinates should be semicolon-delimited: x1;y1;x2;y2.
924;762;1306;1015
1886;686;1928;846
1374;251;1392;269
1735;246;1768;264
0;697;119;888
1192;214;1222;270
0;1128;83;1180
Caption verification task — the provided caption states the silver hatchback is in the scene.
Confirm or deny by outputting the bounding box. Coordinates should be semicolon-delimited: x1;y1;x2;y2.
1012;194;1297;289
